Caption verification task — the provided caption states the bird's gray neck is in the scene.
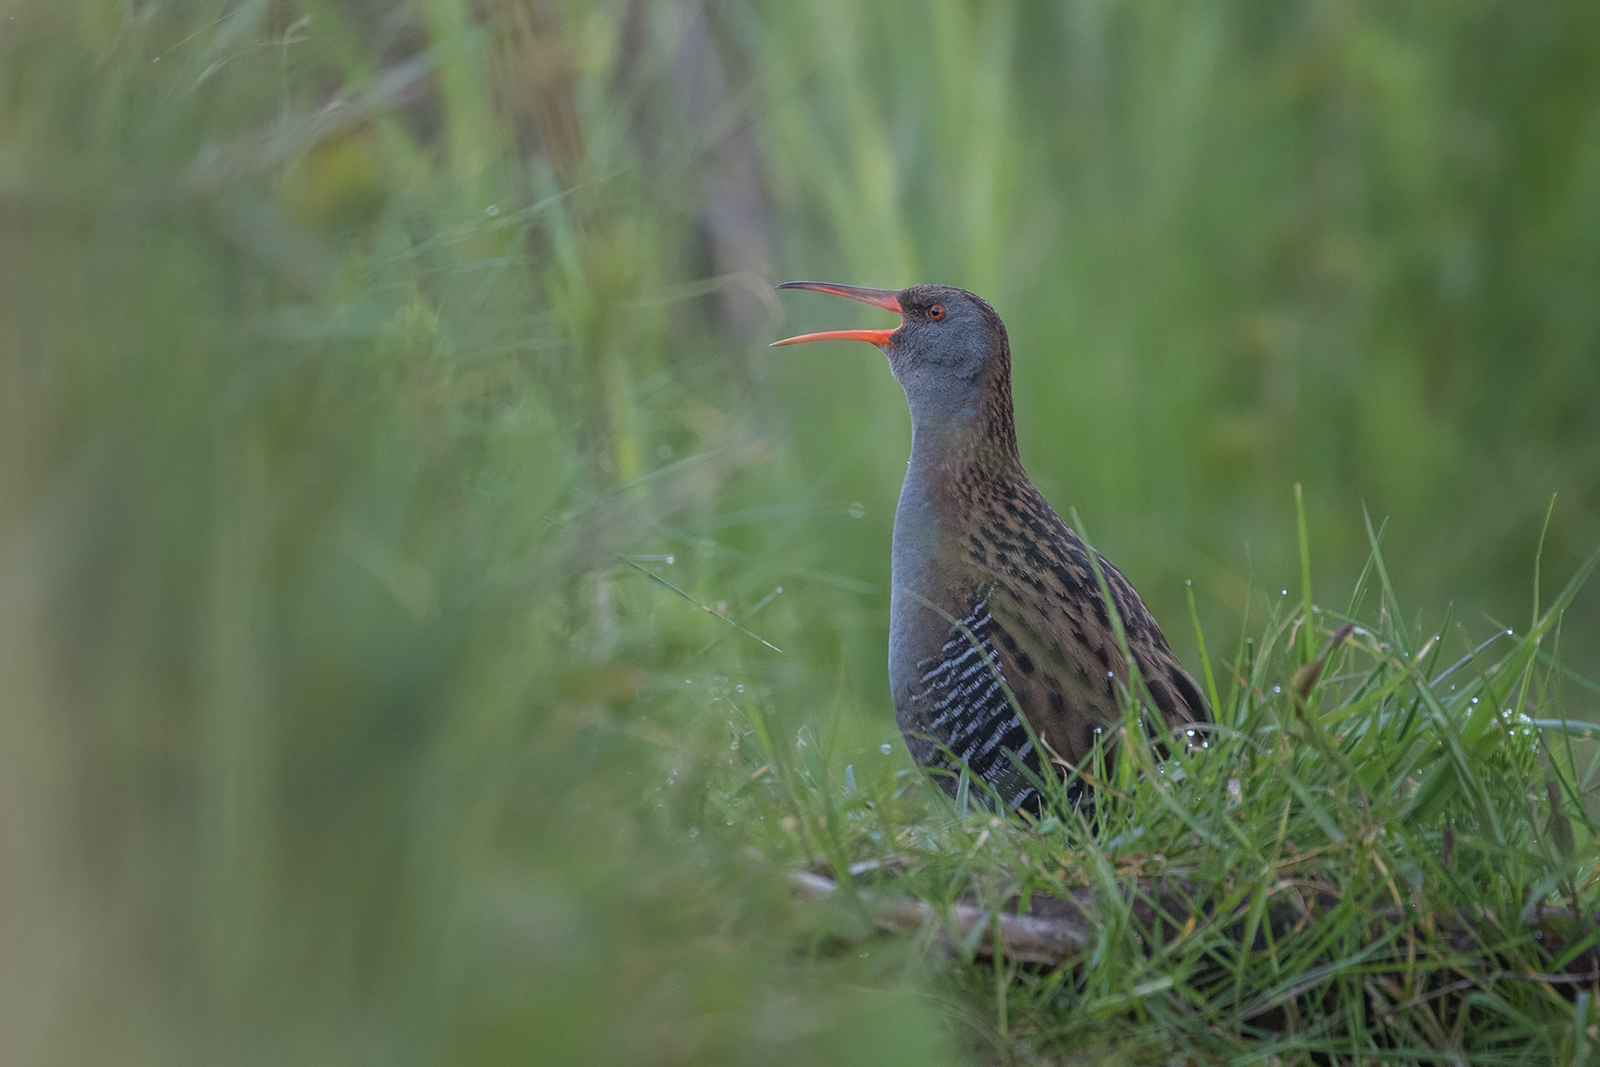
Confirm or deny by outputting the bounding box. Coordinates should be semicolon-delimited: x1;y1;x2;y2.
887;411;1020;698
887;424;950;702
892;414;1017;582
892;419;965;588
895;348;1020;466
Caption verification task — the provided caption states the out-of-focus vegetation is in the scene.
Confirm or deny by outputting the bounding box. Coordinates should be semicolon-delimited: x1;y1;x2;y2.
1;1;1596;1064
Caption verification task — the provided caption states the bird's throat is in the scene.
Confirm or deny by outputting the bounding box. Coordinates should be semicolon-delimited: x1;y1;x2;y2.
886;359;1024;703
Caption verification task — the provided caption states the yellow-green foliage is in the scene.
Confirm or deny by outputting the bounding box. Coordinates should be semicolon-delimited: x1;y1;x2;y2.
1;1;1597;1064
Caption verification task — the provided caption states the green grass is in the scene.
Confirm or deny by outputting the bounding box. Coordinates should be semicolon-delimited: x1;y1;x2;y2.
2;2;1599;1065
731;505;1600;1063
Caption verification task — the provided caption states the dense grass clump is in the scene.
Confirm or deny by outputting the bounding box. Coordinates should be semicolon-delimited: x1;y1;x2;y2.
728;511;1600;1062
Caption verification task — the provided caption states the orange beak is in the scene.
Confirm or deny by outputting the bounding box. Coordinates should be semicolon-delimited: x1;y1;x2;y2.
771;281;902;347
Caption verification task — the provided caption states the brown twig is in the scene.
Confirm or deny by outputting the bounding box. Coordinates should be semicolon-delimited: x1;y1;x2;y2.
787;869;1092;964
788;867;1600;993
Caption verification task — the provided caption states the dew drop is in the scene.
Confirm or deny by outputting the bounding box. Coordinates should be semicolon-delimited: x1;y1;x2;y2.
486;204;499;216
688;826;699;838
1281;589;1288;596
848;502;866;519
665;555;675;565
880;743;893;755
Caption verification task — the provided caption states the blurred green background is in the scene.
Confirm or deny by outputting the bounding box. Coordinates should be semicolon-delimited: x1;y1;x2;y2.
2;1;1597;1063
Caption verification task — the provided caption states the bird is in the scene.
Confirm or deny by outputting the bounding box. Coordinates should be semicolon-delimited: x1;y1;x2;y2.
773;281;1209;814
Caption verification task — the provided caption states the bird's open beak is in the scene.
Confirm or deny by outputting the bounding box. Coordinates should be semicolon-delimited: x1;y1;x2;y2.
770;281;901;347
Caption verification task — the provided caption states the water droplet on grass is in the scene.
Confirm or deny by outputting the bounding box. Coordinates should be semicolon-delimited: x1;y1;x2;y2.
880;743;892;755
848;502;865;518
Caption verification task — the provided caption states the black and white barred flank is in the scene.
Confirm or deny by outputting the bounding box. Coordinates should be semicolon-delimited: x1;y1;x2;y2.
911;596;1042;811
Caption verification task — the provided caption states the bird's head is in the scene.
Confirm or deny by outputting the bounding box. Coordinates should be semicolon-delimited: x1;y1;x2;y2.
772;282;1010;424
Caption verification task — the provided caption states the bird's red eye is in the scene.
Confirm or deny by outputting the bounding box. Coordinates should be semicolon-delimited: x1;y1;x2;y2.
928;304;945;320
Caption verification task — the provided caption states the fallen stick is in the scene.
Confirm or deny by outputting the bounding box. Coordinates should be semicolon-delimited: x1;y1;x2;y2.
787;867;1600;989
788;869;1092;964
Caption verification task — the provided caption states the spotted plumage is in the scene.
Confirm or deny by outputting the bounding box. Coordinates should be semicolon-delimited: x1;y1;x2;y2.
774;281;1208;814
